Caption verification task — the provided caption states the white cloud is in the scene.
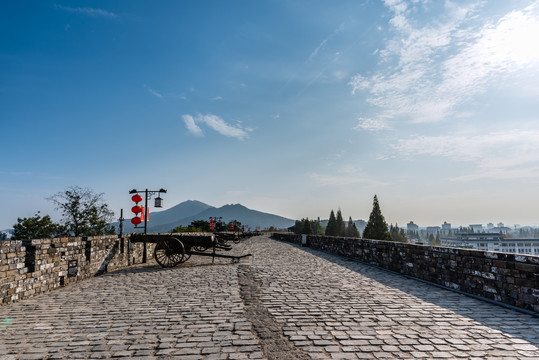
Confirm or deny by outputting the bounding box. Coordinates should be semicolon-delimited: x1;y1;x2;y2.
212;96;223;100
182;115;204;137
392;129;539;180
182;114;250;140
309;23;344;62
147;88;163;99
350;1;539;124
309;172;386;187
353;117;391;131
54;4;117;18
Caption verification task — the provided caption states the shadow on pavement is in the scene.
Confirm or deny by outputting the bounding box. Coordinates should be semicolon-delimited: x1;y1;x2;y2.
291;242;539;346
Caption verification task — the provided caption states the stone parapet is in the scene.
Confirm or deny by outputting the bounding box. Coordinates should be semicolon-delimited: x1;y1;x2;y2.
0;235;154;305
272;233;538;314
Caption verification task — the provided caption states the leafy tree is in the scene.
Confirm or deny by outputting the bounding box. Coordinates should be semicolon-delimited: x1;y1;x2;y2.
310;220;324;235
190;220;210;232
336;209;346;236
293;220;304;235
346;217;360;238
47;186;115;236
171;224;204;233
325;210;338;236
390;223;408;243
12;213;64;240
362;195;391;241
302;218;313;235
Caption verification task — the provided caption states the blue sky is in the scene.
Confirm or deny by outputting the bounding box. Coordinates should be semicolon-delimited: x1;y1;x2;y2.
2;0;539;230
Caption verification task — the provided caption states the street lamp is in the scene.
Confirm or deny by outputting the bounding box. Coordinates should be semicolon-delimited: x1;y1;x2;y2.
129;188;167;263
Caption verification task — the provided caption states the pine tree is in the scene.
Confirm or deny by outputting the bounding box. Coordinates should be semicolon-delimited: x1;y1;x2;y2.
325;210;338;236
336;209;346;236
363;195;391;241
347;216;360;238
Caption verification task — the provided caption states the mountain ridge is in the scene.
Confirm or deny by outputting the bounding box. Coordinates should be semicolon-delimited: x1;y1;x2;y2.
117;201;294;233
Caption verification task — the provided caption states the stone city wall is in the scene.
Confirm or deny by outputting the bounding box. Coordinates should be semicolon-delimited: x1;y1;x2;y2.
272;233;538;314
0;236;153;305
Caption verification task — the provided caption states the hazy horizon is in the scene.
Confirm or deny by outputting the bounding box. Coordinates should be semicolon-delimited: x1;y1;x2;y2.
2;1;539;230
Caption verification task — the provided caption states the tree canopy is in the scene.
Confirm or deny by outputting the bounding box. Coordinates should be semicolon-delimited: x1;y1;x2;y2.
325;210;338;236
47;186;115;236
362;195;391;241
346;216;360;238
12;213;63;240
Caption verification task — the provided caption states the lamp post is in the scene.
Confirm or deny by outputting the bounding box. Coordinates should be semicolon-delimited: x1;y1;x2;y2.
129;188;167;262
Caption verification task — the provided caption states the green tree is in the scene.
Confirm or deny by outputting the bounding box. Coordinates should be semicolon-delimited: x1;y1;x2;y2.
293;220;304;235
390;223;408;243
310;220;324;235
336;209;346;236
12;213;63;240
346;217;360;238
47;186;115;236
190;220;210;232
302;218;313;235
362;195;391;241
325;210;338;236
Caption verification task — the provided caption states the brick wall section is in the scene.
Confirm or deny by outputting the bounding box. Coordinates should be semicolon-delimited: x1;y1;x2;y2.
272;233;539;314
0;236;154;305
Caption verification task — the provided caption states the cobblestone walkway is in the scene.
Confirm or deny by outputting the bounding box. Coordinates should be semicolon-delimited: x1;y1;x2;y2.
0;235;538;359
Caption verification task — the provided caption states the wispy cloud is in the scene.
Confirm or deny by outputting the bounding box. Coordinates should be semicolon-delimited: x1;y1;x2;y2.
182;115;204;137
309;24;344;62
54;4;117;18
392;129;539;180
353;117;391;131
182;114;251;140
350;1;539;124
147;87;163;99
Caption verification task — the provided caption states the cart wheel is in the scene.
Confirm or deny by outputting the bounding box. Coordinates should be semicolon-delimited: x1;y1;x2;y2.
154;237;185;267
180;244;192;263
194;246;208;252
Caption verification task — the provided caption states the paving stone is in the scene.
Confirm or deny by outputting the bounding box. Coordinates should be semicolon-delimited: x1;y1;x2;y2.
0;235;537;360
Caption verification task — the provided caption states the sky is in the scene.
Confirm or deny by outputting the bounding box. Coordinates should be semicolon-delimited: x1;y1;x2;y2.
2;0;539;230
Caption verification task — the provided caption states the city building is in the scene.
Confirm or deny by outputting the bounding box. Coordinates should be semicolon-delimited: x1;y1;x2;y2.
441;221;451;235
426;226;440;235
470;224;483;233
407;221;419;232
440;233;539;255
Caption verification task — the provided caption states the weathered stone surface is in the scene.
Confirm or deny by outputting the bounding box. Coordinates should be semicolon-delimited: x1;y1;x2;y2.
272;233;539;313
0;235;537;359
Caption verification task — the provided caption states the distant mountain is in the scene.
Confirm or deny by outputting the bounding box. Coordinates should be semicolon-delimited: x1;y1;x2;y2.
114;200;214;233
116;201;294;233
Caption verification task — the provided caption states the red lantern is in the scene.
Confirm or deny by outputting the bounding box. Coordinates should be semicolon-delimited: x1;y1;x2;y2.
131;205;142;214
131;217;142;225
131;194;143;203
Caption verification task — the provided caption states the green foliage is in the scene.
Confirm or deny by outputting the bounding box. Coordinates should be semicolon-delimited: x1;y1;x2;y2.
336;209;346;236
293;220;303;234
190;220;210;232
310;220;324;235
47;186;115;236
325;210;338;236
302;218;313;235
293;218;323;235
363;195;392;241
389;223;408;243
171;225;204;233
346;217;360;238
13;213;63;240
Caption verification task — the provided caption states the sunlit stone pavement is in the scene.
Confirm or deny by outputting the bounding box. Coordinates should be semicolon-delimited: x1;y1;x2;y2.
1;235;537;359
